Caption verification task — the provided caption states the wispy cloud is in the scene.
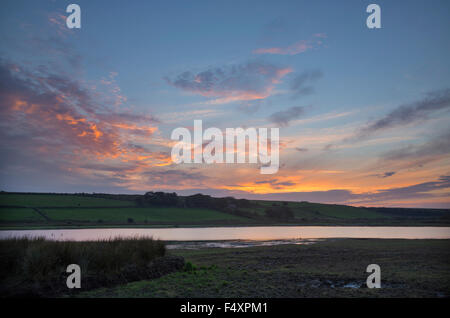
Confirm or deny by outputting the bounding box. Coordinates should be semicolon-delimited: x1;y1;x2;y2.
253;34;326;56
372;171;397;178
290;70;323;99
354;88;450;139
268;106;305;127
165;61;292;104
381;129;450;163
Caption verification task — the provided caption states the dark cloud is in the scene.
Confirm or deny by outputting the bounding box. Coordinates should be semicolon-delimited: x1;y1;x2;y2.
381;171;396;178
253;179;296;189
290;70;323;99
165;61;291;103
355;88;450;139
268;106;305;127
295;147;308;152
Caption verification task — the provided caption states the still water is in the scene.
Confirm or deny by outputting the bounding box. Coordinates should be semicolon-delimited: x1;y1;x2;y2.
0;226;449;241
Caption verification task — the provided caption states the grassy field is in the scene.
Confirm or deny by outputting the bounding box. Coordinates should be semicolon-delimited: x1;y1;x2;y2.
0;192;449;229
41;207;249;223
0;193;252;228
78;239;450;298
0;193;135;207
249;200;388;219
0;207;46;222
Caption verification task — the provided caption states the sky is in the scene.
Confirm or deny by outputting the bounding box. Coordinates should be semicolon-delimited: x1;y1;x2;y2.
0;0;450;208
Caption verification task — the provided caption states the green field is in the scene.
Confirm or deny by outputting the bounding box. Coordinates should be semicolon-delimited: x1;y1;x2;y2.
42;207;248;223
0;192;449;229
251;200;387;219
0;207;45;222
0;193;135;207
291;202;387;219
0;193;252;228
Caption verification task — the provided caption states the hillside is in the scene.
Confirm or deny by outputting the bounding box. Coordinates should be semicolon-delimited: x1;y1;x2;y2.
0;192;449;229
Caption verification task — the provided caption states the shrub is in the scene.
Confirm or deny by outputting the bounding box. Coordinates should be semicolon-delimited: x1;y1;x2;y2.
184;261;196;272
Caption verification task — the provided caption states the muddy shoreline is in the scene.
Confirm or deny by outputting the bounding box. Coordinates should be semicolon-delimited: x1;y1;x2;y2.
79;238;450;298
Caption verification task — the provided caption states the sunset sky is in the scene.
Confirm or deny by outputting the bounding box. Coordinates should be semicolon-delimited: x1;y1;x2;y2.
1;0;450;208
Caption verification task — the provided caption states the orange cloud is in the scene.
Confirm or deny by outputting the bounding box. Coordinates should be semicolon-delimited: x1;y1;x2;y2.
253;35;326;56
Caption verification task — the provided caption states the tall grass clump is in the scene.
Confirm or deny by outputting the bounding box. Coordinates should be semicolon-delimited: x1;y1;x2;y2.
0;236;179;297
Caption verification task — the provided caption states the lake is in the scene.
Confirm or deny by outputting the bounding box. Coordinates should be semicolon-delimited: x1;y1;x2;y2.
1;226;449;242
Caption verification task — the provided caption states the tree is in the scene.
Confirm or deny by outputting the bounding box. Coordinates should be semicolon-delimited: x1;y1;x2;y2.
265;206;294;220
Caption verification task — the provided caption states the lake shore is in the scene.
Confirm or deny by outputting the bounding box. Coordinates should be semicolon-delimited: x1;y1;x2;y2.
2;226;450;241
78;238;450;298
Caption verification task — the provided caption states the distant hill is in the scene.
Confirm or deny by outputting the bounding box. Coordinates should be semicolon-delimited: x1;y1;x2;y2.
0;191;449;229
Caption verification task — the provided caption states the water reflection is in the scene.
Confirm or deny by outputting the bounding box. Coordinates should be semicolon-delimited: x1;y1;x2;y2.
166;238;322;249
0;226;449;242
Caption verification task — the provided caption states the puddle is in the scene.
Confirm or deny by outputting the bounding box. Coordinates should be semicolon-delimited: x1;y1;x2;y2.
298;279;411;289
166;238;322;249
343;282;361;289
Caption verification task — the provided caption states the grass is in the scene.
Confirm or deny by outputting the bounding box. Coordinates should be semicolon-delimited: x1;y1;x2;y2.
0;192;448;228
0;193;135;208
255;200;387;219
294;203;384;219
0;236;170;297
0;207;45;222
41;207;249;223
79;239;450;298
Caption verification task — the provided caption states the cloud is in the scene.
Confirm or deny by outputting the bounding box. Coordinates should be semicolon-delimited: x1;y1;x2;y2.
368;171;397;178
381;129;450;163
371;171;396;178
171;175;450;208
47;12;71;38
381;171;396;178
355;88;450;139
0;59;168;189
253;179;296;189
165;61;292;104
295;147;308;152
40;38;82;69
237;100;263;114
142;169;210;188
290;70;323;99
253;34;326;56
355;175;450;205
268;106;305;127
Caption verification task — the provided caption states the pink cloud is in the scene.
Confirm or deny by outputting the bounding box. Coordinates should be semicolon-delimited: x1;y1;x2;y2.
253;34;326;56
